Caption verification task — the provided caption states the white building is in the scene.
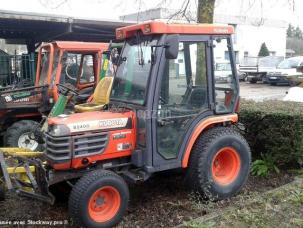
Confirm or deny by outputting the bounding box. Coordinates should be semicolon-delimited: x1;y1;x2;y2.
120;7;288;64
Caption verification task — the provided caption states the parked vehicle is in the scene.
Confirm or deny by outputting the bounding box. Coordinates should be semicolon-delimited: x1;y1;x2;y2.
0;21;251;228
266;56;303;85
0;41;109;150
214;61;232;83
239;56;284;83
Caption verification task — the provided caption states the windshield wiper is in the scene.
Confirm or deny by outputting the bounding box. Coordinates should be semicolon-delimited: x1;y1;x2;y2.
135;32;145;66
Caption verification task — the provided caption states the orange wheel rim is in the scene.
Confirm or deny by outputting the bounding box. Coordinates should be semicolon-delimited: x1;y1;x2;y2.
212;147;241;185
88;186;121;223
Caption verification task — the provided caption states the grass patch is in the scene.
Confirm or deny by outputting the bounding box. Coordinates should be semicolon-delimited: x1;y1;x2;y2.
183;178;303;228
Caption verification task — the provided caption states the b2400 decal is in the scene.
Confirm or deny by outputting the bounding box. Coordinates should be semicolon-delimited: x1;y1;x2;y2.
67;118;129;133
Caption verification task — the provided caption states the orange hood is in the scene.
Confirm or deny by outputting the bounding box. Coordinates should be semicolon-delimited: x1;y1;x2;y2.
48;110;134;133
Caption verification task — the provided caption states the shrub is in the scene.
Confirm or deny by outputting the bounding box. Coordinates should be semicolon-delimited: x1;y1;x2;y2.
251;154;280;177
239;100;303;168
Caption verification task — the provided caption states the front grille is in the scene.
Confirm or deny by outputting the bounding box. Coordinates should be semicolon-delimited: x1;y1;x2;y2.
45;134;71;161
73;132;108;157
45;132;109;161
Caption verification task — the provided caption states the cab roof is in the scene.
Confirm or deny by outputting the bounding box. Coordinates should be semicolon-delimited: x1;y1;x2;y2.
116;21;234;40
42;41;109;52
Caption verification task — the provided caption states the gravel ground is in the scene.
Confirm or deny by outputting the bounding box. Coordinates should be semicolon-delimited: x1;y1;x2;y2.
240;82;289;102
0;170;294;227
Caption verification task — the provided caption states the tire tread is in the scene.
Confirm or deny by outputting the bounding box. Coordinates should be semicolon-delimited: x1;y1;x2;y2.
186;126;251;198
69;170;128;228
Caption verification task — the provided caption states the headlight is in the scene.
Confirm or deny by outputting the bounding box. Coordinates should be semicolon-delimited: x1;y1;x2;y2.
48;124;70;136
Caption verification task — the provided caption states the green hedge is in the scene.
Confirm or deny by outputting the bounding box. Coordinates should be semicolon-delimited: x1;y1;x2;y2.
239;100;303;167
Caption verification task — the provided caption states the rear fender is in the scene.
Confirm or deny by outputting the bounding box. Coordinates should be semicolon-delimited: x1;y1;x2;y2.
181;114;238;168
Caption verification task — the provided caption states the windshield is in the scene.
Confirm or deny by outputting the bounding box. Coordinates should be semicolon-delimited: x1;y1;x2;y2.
38;50;50;86
277;58;302;69
216;63;231;71
58;52;95;87
111;36;158;105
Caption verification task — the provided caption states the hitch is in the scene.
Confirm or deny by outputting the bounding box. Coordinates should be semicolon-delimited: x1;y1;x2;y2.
0;148;54;204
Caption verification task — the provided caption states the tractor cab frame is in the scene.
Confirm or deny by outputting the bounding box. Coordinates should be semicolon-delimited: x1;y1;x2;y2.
111;22;240;171
35;41;109;103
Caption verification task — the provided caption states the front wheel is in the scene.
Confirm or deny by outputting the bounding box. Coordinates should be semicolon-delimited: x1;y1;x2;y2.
185;126;251;200
5;120;44;151
68;170;129;228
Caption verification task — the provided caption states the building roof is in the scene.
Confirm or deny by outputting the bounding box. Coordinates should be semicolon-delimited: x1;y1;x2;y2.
0;9;132;46
120;7;288;29
116;21;234;39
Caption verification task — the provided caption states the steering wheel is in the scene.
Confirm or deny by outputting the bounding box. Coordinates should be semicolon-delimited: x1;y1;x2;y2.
57;83;79;96
65;63;83;82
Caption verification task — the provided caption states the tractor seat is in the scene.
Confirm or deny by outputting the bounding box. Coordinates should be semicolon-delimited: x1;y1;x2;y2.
74;77;114;113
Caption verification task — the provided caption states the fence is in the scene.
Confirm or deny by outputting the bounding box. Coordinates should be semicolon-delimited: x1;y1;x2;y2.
0;53;36;87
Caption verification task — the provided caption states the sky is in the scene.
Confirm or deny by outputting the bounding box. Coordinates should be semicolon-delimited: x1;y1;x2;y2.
0;0;302;27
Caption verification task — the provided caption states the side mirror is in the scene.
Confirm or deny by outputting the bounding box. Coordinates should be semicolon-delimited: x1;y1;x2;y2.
165;35;179;59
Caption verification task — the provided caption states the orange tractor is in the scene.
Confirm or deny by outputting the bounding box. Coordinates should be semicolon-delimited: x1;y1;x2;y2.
0;41;109;150
0;21;251;227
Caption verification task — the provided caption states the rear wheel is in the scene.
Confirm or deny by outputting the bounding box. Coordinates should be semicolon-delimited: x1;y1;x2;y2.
289;81;299;87
6;120;44;151
249;78;257;83
185;126;251;200
69;170;129;228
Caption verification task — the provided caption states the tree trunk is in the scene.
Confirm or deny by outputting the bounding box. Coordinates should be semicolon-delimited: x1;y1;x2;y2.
197;0;215;23
195;0;215;86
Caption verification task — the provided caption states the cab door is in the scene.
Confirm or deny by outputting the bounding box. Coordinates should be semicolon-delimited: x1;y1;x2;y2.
152;35;213;168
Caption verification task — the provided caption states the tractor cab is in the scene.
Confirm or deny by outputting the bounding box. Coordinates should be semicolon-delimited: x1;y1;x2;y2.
112;22;239;163
36;41;109;105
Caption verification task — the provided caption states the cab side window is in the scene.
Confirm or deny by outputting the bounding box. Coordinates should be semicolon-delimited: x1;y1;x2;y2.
159;42;208;115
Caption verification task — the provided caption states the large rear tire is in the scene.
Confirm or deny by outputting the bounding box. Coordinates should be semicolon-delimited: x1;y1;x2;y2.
6;120;44;151
69;170;129;228
185;126;251;200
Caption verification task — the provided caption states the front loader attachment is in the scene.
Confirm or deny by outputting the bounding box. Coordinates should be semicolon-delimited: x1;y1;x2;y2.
0;148;54;204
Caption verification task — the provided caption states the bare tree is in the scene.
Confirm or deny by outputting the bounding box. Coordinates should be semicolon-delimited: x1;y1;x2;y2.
39;0;69;9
